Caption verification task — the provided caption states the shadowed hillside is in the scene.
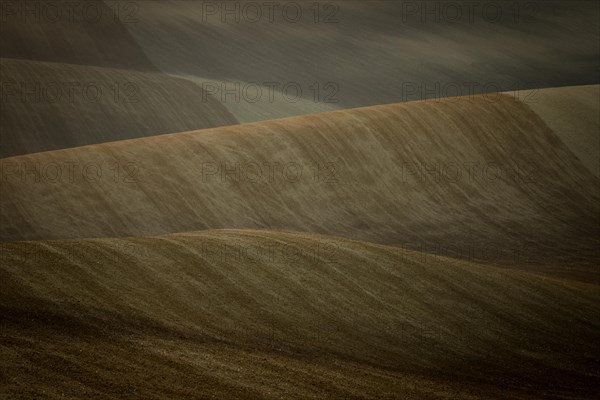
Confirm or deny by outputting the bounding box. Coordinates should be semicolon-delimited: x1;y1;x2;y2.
0;0;237;157
126;0;600;121
525;85;600;177
2;1;598;156
1;87;598;280
0;0;154;70
0;58;237;157
1;230;599;399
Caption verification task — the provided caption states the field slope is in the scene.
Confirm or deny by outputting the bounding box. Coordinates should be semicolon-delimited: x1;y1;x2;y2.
2;87;598;280
2;230;599;399
0;0;237;157
126;1;600;120
0;58;237;157
2;1;599;155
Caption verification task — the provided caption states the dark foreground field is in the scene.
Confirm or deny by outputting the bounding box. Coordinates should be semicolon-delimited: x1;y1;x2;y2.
2;230;599;399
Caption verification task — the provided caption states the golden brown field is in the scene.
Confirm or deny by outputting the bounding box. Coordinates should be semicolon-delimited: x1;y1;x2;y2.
2;230;599;399
1;1;599;399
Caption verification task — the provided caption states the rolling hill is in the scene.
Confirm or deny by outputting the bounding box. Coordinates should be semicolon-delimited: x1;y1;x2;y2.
126;0;600;120
0;0;237;157
2;2;599;399
2;229;599;399
2;0;599;156
0;58;236;157
2;87;598;281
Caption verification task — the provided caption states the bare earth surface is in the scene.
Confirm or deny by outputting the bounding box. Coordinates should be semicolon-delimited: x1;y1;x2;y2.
1;1;598;155
0;58;237;157
125;1;599;119
2;230;599;399
2;88;598;281
524;85;600;177
1;2;599;398
0;0;237;158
